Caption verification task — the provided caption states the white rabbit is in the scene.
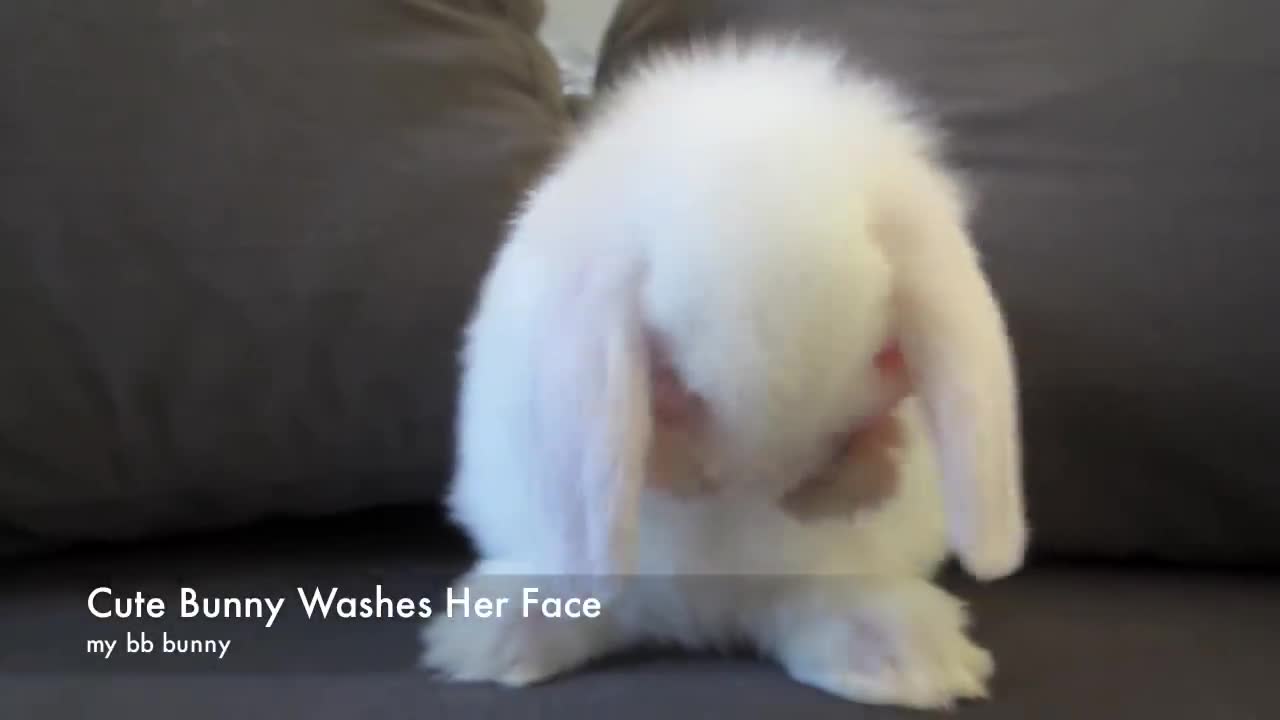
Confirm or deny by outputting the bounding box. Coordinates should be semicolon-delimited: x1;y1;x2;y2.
421;38;1027;710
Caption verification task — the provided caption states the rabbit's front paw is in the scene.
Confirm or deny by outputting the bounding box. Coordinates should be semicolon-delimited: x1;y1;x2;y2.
772;579;994;710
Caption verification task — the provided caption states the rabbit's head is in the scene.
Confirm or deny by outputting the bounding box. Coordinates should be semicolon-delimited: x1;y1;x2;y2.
455;42;1027;585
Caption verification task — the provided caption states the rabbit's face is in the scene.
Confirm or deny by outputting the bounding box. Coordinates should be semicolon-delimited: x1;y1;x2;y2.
645;332;912;506
634;177;909;501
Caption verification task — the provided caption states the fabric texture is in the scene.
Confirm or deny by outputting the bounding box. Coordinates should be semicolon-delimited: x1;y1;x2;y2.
596;0;1280;568
539;0;624;95
0;0;567;556
2;516;1278;718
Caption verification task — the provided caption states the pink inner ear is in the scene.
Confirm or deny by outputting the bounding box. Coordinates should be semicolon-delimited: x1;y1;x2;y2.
647;335;700;425
651;362;690;424
871;339;913;415
874;340;906;374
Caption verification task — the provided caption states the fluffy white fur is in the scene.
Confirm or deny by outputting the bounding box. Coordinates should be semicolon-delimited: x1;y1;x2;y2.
422;39;1028;710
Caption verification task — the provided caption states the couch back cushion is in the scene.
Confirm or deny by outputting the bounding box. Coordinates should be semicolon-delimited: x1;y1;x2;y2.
0;0;565;555
598;0;1280;567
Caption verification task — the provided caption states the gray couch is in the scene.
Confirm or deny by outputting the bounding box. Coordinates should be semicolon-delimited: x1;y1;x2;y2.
3;1;1278;717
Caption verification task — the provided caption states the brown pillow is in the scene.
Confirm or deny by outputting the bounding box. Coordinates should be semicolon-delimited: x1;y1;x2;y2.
0;0;567;555
596;0;1280;568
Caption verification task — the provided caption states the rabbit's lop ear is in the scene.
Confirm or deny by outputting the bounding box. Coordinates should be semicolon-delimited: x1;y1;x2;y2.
524;251;652;584
881;165;1028;581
